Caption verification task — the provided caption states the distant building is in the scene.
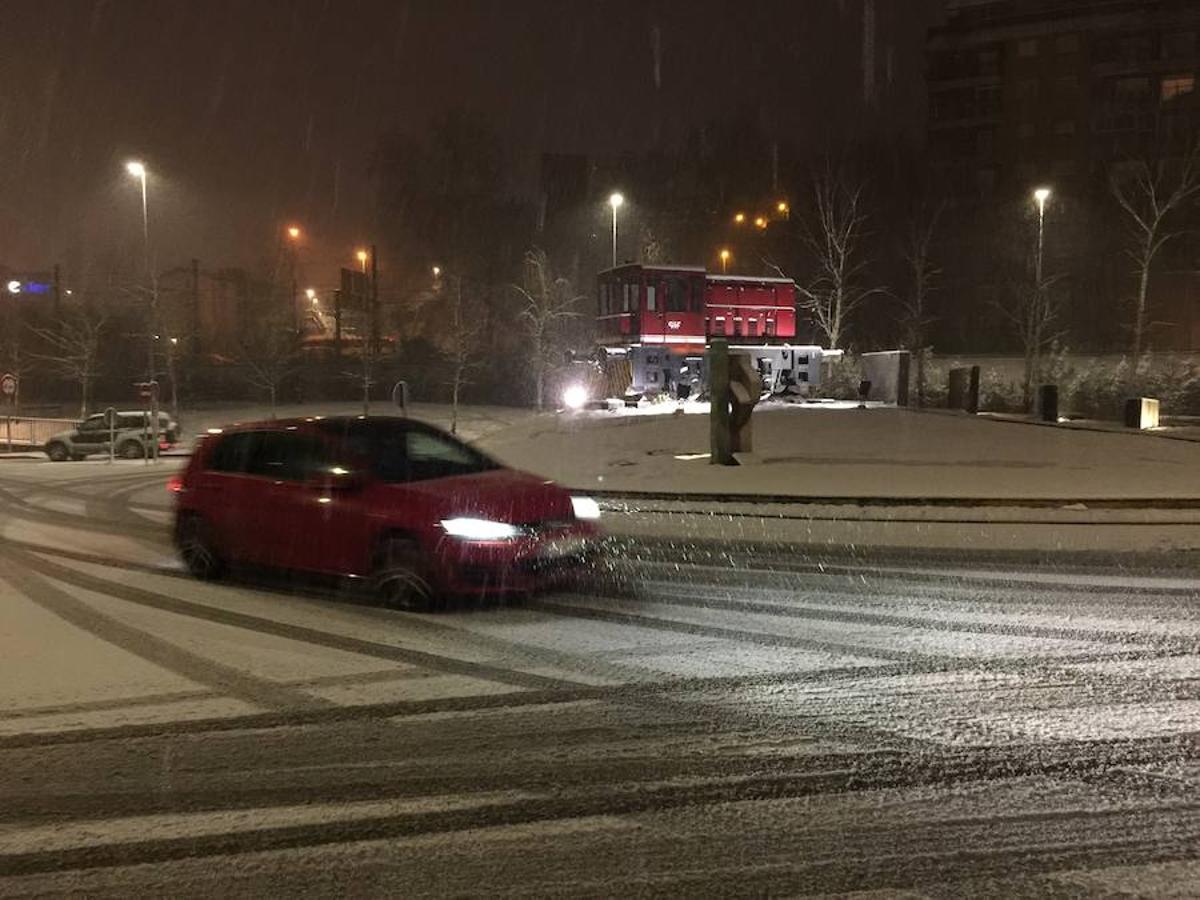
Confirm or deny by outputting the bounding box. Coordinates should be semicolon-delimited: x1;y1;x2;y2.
928;0;1199;199
156;264;273;358
927;0;1200;350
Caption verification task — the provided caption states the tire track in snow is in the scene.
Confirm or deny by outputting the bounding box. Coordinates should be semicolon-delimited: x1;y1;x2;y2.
0;551;326;712
610;577;1200;655
11;548;583;694
1;741;1197;878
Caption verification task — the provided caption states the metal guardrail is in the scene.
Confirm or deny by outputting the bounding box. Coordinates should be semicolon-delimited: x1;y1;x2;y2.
2;417;80;452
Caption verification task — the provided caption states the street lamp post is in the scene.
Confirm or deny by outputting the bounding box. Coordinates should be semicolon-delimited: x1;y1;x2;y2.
126;160;159;463
285;226;302;332
608;192;624;268
1033;187;1051;287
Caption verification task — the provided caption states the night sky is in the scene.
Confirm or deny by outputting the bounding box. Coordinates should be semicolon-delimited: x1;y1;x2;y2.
0;0;944;287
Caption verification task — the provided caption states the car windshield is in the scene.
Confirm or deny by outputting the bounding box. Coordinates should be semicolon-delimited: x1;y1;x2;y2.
320;420;499;483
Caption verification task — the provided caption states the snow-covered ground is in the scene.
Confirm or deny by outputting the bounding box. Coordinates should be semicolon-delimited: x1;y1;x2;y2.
478;404;1200;501
1;454;1200;893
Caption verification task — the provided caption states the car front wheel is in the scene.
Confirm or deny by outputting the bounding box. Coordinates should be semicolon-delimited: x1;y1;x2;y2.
118;440;145;459
45;442;70;462
373;537;438;612
178;515;224;580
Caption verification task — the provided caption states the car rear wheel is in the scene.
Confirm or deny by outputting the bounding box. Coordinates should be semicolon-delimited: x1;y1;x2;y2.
178;515;224;580
118;440;145;459
374;537;438;612
45;442;70;462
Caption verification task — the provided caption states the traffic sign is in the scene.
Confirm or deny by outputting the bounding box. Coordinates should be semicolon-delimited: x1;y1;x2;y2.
0;373;16;396
134;380;159;401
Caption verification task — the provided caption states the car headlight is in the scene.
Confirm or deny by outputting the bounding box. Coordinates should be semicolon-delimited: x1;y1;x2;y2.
570;496;601;520
441;518;521;541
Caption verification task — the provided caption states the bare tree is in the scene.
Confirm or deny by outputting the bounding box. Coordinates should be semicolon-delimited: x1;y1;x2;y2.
995;274;1065;411
28;306;107;417
897;201;944;405
234;315;299;416
796;167;882;349
436;276;487;434
513;247;582;410
1110;142;1200;365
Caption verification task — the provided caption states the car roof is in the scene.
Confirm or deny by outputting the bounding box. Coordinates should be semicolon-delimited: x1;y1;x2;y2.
87;410;172;417
214;415;425;433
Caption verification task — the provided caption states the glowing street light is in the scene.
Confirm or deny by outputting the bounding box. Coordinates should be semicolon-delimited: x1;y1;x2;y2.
432;265;441;278
356;248;369;272
125;161;150;275
776;200;790;216
286;225;301;241
608;192;624;268
753;215;768;230
719;248;731;274
733;212;746;225
1033;186;1052;286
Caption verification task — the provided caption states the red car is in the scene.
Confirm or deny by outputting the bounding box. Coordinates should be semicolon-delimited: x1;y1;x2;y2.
171;416;601;609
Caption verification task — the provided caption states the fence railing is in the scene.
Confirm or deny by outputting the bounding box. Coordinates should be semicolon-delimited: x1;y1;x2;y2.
2;417;80;452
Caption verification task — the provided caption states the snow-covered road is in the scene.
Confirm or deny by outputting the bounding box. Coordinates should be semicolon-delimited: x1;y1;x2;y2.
1;460;1199;896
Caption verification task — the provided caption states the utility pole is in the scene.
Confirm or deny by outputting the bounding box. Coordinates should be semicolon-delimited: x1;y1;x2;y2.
370;243;379;357
333;289;343;358
191;258;200;356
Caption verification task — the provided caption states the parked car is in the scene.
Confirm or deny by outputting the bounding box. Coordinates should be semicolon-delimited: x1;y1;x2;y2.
44;411;180;461
171;416;602;609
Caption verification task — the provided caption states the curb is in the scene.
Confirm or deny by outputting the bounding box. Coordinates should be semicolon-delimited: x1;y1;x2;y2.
590;489;1200;511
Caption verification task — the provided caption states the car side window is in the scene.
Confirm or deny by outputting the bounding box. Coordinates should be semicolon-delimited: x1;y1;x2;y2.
78;416;106;432
245;432;329;482
207;432;258;473
118;414;145;430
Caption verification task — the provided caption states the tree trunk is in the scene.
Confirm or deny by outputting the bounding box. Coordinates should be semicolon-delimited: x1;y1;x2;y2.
80;376;90;418
1132;248;1151;368
451;376;460;434
268;384;277;418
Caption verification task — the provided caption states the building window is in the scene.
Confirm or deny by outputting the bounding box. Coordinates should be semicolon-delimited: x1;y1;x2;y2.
646;284;656;312
747;319;758;338
977;85;1000;115
715;317;726;335
1017;39;1038;58
733;318;743;338
1055;75;1078;96
1162;75;1196;103
1054;120;1076;136
764;319;775;337
1164;32;1196;60
1115;76;1151;104
976;128;995;157
1054;34;1079;54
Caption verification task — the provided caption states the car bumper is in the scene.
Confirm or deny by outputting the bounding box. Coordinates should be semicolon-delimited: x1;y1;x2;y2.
432;523;602;595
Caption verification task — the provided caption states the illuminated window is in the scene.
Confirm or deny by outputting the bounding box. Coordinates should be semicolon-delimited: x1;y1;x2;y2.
1162;75;1196;102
